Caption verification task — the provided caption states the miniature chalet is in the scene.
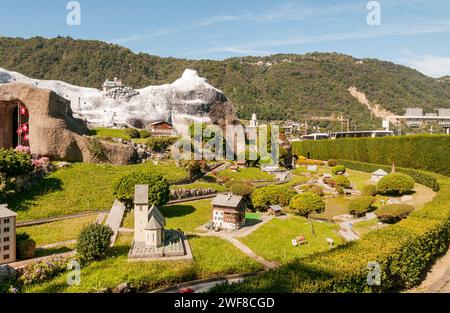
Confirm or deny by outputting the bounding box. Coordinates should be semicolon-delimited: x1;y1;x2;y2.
371;169;388;182
211;193;246;230
147;121;176;137
0;204;17;264
268;205;283;216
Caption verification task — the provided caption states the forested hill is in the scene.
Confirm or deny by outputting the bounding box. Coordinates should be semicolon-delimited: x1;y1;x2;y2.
1;36;450;128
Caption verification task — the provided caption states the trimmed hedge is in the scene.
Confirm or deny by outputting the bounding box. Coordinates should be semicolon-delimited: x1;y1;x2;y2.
212;161;450;293
348;196;375;217
292;134;450;177
377;173;415;196
335;176;351;189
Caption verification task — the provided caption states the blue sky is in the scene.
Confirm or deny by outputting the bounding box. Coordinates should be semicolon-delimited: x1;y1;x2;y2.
1;0;450;77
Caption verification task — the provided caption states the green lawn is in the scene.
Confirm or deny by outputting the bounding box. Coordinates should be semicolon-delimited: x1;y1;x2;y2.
89;127;149;144
310;196;353;220
240;216;344;264
18;215;98;246
122;199;213;232
8;162;189;222
218;168;275;182
23;233;262;293
352;219;381;237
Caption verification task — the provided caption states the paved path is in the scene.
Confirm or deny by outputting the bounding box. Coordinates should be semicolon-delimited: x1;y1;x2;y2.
9;251;76;269
105;200;126;247
38;240;77;249
17;210;109;227
411;247;450;292
338;213;377;242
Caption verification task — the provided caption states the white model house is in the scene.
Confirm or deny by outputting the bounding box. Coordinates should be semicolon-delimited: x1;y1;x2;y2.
371;169;388;182
134;185;166;248
211;193;246;230
0;204;17;264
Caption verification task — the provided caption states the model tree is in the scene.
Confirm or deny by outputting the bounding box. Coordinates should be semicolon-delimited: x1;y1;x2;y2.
290;192;325;237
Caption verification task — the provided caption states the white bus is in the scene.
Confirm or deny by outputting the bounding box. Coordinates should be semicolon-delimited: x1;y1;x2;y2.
330;130;393;139
301;133;330;141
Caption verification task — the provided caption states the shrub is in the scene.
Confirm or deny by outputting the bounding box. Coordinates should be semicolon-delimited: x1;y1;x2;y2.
0;148;33;177
376;204;415;224
335;186;344;195
297;157;326;166
76;223;114;263
252;185;297;210
147;137;177;152
323;177;336;187
348;196;375;217
87;138;109;163
18;256;70;285
361;184;377;196
16;232;36;260
180;160;202;179
139;130;151;138
377;173;415;196
230;182;253;197
301;184;324;197
335;175;351;189
112;170;170;209
327;159;338;167
331;165;346;175
123;128;141;139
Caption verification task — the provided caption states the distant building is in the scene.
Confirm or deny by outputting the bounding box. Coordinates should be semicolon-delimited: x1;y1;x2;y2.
147;121;176;137
282;120;301;137
0;204;17;264
371;169;388;183
211;193;246;230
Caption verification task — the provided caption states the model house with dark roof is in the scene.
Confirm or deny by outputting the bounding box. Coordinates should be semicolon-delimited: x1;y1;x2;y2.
211;193;246;230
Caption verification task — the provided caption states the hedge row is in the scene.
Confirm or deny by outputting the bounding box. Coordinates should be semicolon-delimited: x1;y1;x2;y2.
212;161;450;292
292;134;450;177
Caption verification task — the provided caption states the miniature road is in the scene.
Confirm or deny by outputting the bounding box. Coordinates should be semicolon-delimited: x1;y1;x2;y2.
338;213;377;242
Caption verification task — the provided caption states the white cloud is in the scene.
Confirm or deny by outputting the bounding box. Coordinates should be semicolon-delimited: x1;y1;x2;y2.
399;50;450;78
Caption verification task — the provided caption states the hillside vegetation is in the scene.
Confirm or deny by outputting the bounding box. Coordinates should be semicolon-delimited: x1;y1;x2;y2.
2;36;450;128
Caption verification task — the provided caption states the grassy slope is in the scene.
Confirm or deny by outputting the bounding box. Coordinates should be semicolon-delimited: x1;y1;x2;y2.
8;162;189;222
18;215;98;246
23;234;262;293
218;168;275;182
240;216;343;264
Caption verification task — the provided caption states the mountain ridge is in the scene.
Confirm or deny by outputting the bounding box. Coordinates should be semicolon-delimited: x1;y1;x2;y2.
1;36;450;129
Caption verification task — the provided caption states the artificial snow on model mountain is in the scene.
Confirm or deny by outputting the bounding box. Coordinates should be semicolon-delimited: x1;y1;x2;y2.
0;67;232;130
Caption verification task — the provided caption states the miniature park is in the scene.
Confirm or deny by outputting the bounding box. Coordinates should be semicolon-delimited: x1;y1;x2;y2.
0;80;449;294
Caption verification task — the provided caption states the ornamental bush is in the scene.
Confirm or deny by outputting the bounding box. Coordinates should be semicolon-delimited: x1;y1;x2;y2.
123;128;141;139
76;223;114;263
18;255;71;285
230;182;253;197
301;184;324;197
376;204;415;224
348;196;375;217
146;136;178;152
112;170;170;209
252;185;297;210
323;177;336;187
361;184;377;196
377;173;415;196
335;175;351;189
139;130;151;138
289;192;325;217
0;148;33;177
332;165;346;175
327;159;338;167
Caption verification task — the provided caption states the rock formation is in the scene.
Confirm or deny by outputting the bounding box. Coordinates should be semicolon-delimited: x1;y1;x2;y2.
0;83;136;164
0;68;238;131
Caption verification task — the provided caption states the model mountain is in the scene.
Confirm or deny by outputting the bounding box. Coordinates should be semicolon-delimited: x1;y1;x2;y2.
1;36;450;129
0;66;232;130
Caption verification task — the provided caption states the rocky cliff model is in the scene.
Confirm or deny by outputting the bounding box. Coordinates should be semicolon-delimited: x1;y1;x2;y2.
0;68;238;131
0;83;136;164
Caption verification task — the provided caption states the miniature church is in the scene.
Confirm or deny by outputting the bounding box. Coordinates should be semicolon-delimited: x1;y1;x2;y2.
128;185;192;260
133;184;166;248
